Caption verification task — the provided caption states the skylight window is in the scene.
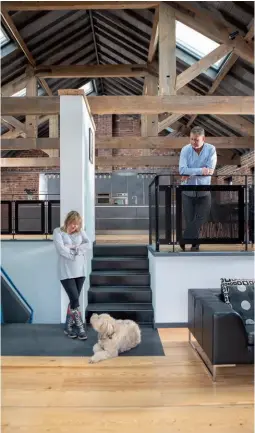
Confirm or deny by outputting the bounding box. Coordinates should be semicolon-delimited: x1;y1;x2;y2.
12;88;26;97
176;21;226;70
79;81;94;95
0;27;9;46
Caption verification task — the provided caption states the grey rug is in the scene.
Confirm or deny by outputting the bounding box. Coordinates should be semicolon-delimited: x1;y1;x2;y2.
1;324;165;357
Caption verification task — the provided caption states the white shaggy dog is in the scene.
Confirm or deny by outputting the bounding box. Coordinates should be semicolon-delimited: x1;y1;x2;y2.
89;313;141;363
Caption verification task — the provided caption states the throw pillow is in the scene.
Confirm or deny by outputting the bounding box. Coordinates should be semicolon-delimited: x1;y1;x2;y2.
221;278;254;325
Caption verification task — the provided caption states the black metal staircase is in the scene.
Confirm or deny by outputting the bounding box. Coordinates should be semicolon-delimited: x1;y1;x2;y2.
86;245;154;325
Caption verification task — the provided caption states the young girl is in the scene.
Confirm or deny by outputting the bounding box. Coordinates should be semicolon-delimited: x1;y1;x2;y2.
53;211;92;340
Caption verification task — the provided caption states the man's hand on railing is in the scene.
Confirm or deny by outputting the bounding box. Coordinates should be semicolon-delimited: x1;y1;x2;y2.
202;167;214;176
181;176;190;183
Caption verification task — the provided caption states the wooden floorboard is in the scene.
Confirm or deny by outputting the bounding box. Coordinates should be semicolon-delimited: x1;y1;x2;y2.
1;233;254;252
1;329;254;432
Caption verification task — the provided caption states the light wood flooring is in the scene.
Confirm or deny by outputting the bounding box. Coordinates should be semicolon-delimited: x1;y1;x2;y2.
1;233;254;252
1;329;254;433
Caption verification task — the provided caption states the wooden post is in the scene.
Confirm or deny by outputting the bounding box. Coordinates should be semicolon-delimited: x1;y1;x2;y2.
141;75;158;142
159;3;176;95
25;65;37;139
47;115;59;157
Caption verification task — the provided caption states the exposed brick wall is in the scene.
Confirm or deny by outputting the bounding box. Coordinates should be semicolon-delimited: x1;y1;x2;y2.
94;114;113;172
2;171;40;200
217;151;254;185
1;116;254;196
94;114;112;136
1;150;58;199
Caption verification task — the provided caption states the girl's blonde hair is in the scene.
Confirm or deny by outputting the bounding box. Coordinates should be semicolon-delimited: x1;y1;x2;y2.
61;210;82;233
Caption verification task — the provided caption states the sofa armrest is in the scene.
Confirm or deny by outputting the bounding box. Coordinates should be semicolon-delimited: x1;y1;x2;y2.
201;299;248;365
188;289;252;365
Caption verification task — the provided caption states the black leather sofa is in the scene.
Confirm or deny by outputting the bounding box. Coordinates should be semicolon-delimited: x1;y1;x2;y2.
188;289;254;380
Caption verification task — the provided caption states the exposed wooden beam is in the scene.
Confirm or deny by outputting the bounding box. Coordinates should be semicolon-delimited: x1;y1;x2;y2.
87;95;254;115
147;7;159;63
1;138;60;150
0;154;241;168
2;95;253;116
1;10;35;66
1;115;50;139
47;116;59;157
212;115;254;137
34;64;153;78
208;52;239;95
1;73;27;97
158;3;176;95
170;2;254;65
97;136;254;149
245;18;254;42
186;19;255;129
2;97;60;115
1;118;14;131
158;114;186;133
2;2;159;11
39;78;53;96
1;10;52;96
0;157;59;168
176;45;233;92
25;66;37;139
1;116;28;134
141;75;158;138
186;114;197;129
158;86;254;135
2;137;253;151
186;52;239;128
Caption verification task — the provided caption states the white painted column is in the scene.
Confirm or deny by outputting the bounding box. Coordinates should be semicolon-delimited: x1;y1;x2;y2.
60;92;95;322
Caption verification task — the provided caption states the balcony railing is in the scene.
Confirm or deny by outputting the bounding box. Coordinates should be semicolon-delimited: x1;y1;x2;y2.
1;195;60;238
149;175;254;252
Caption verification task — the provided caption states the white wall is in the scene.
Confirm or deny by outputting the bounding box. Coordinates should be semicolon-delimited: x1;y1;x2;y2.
1;241;60;323
60;94;95;322
149;252;254;325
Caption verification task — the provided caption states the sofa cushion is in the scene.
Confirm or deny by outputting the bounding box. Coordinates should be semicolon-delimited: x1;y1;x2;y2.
221;279;254;326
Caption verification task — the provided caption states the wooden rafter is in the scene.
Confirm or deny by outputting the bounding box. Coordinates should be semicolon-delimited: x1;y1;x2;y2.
2;2;159;11
1;10;52;96
176;45;233;92
147;7;159;63
170;2;254;65
186;20;255;129
1;116;27;134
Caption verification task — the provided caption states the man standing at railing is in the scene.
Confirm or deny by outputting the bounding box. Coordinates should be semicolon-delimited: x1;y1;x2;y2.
179;126;217;251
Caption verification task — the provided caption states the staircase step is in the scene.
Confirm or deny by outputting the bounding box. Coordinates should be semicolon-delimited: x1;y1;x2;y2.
90;271;150;287
93;245;148;258
88;286;152;304
86;303;154;324
92;256;149;271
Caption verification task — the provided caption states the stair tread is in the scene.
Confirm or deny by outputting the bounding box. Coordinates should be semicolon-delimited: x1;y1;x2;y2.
94;245;148;258
86;303;153;311
89;286;151;292
91;270;149;275
93;257;148;261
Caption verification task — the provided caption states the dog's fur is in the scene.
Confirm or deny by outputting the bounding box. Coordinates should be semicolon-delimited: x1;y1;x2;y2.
89;313;141;363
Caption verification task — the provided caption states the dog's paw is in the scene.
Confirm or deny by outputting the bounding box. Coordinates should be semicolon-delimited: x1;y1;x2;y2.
88;357;97;364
